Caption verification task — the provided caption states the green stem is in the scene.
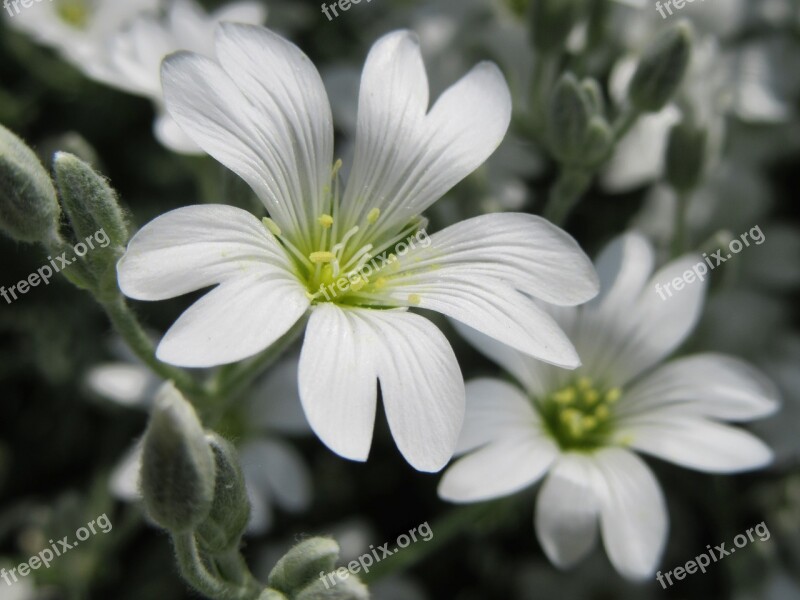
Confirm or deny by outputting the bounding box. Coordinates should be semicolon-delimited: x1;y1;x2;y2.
207;315;308;424
543;166;593;226
214;549;261;591
100;295;210;407
671;190;689;258
173;533;261;600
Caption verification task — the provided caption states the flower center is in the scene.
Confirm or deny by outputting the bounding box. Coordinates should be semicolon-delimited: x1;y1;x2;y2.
538;377;620;451
55;0;92;29
262;161;427;308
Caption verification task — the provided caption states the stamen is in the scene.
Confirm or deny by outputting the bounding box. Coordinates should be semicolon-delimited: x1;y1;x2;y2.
309;251;336;264
407;294;421;306
367;208;381;224
318;214;334;229
262;217;282;237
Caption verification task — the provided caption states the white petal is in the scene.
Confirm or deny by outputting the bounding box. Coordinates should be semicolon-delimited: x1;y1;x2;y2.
118;204;294;301
455;378;540;454
157;271;309;367
299;305;465;471
240;439;311;514
86;363;158;408
588;232;655;315
212;1;268;25
387;278;580;369
535;454;599;568
364;309;465;472
389;213;599;306
617;353;781;422
581;254;707;386
161;26;333;242
154;112;204;155
298;304;379;462
214;24;334;236
341;31;511;238
438;435;556;503
617;415;774;473
452;323;558;399
110;442;144;502
592;448;668;580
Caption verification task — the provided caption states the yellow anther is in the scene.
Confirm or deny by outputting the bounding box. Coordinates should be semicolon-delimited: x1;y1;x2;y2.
350;277;366;292
577;377;593;390
560;409;582;425
262;217;282;236
584;389;600;405
331;158;343;177
367;208;381;224
318;214;334;229
582;416;598;430
594;405;610;420
309;251;336;264
605;388;622;403
554;387;576;405
374;277;387;289
407;293;421;306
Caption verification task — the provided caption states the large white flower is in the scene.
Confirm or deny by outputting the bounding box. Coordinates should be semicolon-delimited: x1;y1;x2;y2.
439;232;779;578
116;25;599;472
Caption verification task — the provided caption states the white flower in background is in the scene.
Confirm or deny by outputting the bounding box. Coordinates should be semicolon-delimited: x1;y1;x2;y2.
88;352;312;534
439;232;779;579
116;25;599;471
6;0;266;154
101;0;267;153
4;0;160;76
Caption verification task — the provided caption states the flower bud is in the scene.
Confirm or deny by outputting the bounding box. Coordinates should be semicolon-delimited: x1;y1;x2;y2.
258;590;288;600
530;0;585;54
0;124;60;243
629;21;693;113
296;575;370;600
53;152;128;248
195;434;251;554
268;538;340;596
665;121;708;193
140;383;215;533
547;73;613;167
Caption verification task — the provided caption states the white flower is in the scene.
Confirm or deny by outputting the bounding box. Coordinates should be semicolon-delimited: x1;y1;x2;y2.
116;25;599;471
5;0;160;74
438;232;779;579
88;352;312;534
102;0;267;153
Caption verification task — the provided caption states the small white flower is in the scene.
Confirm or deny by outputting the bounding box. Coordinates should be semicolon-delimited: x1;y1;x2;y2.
88;353;312;534
102;0;267;153
5;0;160;73
438;232;779;579
116;25;599;471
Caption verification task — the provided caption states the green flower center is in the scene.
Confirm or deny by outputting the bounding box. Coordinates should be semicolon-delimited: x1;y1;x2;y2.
262;161;428;308
538;377;620;451
55;0;92;29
